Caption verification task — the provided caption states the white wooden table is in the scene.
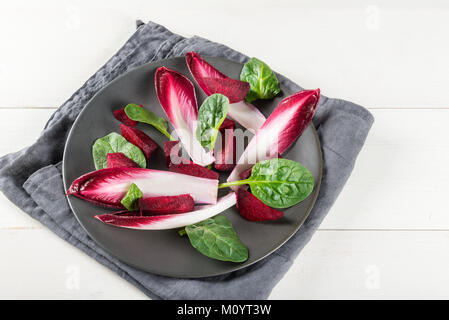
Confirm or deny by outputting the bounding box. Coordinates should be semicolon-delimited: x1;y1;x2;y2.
1;0;448;299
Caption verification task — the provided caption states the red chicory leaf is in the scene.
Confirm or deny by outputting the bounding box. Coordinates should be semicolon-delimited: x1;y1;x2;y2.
67;167;218;208
185;51;266;132
155;66;214;166
227;89;320;185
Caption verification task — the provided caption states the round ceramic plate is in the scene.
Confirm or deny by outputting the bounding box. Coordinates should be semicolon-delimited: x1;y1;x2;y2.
62;56;322;278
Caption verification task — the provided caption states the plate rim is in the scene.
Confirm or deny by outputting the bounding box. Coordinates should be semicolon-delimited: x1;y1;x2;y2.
62;56;323;278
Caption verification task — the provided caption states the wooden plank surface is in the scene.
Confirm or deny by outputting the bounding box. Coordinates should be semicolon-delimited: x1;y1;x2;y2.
0;0;448;108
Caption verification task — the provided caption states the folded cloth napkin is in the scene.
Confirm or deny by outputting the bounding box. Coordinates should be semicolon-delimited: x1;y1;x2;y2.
0;21;374;299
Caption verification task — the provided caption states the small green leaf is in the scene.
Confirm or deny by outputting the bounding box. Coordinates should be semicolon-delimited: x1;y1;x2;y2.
120;183;143;211
248;158;314;208
185;215;248;263
124;104;173;140
240;57;281;103
196;94;229;151
92;132;146;170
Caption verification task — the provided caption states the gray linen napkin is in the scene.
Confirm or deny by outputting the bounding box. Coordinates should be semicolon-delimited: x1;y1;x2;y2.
0;21;373;299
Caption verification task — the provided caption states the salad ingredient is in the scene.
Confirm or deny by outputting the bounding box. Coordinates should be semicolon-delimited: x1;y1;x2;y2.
163;140;180;167
185;51;250;103
113;104;143;127
227;101;266;133
124;103;173;140
227;89;320;185
106;153;140;169
155;66;215;166
120;183;143;211
219;118;236;131
185;215;248;262
240;57;281;103
196;94;229;151
185;51;266;132
67;167;218;208
237;154;282;180
92;132;146;170
94;192;236;230
169;161;219;180
120;124;158;160
214;122;236;172
236;189;283;221
139;194;194;216
221;158;314;208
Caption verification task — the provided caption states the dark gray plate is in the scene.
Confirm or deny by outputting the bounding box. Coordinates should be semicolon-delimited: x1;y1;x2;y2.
62;56;322;278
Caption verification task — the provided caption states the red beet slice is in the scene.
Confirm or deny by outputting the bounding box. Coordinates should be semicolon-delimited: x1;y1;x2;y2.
219;118;236;131
163;140;180;167
185;52;250;103
139;194;194;216
113;104;143;127
236;189;283;221
214;127;236;172
106;153;140;168
202;77;250;104
120;124;158;161
214;119;237;171
169;161;219;180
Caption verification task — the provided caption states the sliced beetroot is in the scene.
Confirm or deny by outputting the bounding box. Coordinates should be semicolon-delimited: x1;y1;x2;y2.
202;77;250;104
113;104;143;127
163;140;180;167
185;52;250;103
120;124;158;161
139;194;194;216
236;189;283;222
227;89;320;185
169;161;219;180
106;153;140;168
67;167;219;208
219;118;236;131
214;127;236;172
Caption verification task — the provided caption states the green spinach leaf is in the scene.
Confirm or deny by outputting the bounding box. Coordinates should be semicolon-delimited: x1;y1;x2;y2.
219;158;314;208
124;103;173;140
248;158;314;208
196;94;229;151
185;215;248;263
121;183;143;211
240;57;281;103
92;132;146;170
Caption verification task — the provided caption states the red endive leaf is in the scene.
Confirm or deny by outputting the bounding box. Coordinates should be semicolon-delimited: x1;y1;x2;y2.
227;89;320;185
155;66;214;166
186;52;265;132
67;167;218;208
